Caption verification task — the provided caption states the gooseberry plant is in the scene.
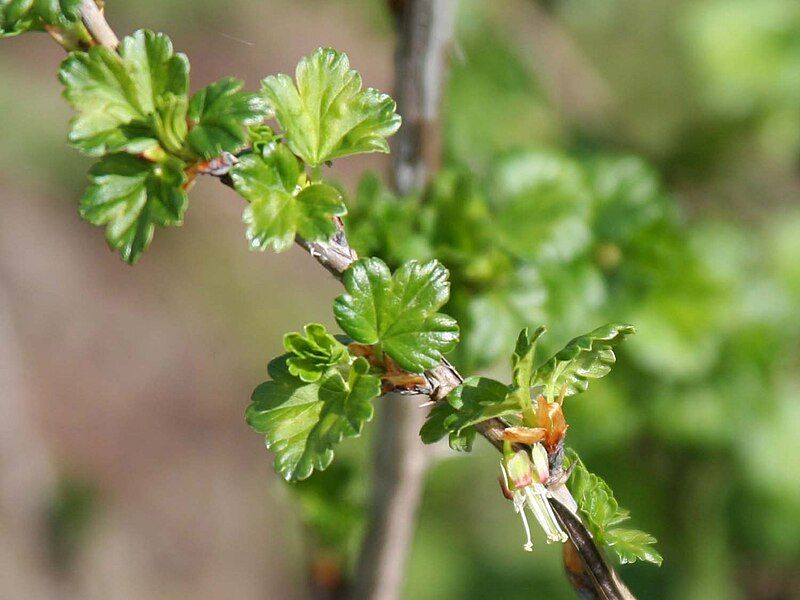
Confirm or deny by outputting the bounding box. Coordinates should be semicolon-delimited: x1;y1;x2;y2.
2;0;661;596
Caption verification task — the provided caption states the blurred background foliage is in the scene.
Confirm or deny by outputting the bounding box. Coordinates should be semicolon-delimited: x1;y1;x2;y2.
1;0;798;599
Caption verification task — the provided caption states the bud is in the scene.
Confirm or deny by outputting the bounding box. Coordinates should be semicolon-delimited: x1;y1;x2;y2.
505;450;534;490
530;442;550;484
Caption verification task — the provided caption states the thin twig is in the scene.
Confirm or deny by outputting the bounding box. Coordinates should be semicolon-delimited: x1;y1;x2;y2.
79;0;118;49
71;3;635;598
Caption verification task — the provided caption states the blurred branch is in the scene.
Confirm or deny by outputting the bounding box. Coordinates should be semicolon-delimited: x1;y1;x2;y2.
492;0;617;133
73;3;635;598
349;2;456;599
391;0;456;194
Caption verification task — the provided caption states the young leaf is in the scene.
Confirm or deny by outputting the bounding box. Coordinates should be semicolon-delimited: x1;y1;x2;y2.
604;528;663;566
59;29;189;155
511;326;545;390
419;401;479;452
262;47;401;166
566;450;662;566
420;376;518;452
231;143;347;252
535;323;635;401
333;257;459;373
246;356;380;482
80;154;187;264
284;323;348;383
187;77;269;158
1;0;81;37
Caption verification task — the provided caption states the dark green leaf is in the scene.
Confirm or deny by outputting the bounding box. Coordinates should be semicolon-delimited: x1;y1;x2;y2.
79;154;187;264
262;47;401;166
333;257;459;372
246;356;380;482
187;77;269;158
59;29;189;155
284;323;348;382
420;376;514;451
535;323;635;401
231;143;346;252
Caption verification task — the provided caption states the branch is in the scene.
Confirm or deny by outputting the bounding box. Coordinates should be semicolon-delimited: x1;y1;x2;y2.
350;2;456;599
71;4;635;598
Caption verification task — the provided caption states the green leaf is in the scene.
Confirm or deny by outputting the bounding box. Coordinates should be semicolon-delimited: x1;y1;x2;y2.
151;93;189;155
79;154;187;264
292;461;364;549
59;29;189;156
490;151;592;263
1;0;81;37
187;77;269;158
333;257;459;373
535;323;635;402
505;325;547;415
420;376;514;451
231;143;347;252
604;528;663;566
588;156;667;246
511;326;546;390
345;172;432;268
262;47;401;166
565;450;661;566
246;356;380;482
284;323;348;383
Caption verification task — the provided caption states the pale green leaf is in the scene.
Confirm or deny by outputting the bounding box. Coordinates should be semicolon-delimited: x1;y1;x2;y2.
262;47;401;166
535;323;635;401
566;450;661;566
605;528;663;566
284;323;348;382
231;143;346;252
59;29;189;155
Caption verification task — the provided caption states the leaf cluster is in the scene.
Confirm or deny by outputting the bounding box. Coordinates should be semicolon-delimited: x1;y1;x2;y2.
421;324;633;451
59;29;268;262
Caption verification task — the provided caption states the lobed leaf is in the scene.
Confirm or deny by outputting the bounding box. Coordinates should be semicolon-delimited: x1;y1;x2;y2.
59;29;189;155
333;257;459;373
187;77;269;158
284;323;348;383
566;450;662;566
535;323;635;401
246;356;380;482
262;47;401;166
79;153;187;264
231;143;347;252
604;528;663;566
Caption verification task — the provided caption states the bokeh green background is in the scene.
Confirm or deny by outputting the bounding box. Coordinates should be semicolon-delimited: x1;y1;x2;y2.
1;1;798;598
